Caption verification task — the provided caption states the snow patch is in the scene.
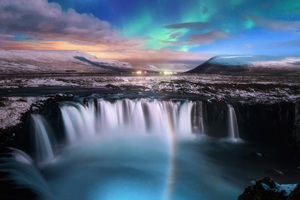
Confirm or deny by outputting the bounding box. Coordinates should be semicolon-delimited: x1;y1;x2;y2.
253;57;300;69
0;97;48;129
0;50;132;73
262;183;297;196
208;55;300;68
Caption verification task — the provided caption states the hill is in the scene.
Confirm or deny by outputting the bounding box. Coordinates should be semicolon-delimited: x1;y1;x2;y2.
187;55;300;75
0;50;132;74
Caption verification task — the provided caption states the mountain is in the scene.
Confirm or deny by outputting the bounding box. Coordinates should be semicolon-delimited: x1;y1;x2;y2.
0;50;132;74
187;55;300;75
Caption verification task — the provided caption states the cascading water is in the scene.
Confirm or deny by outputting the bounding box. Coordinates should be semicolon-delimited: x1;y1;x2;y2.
56;99;207;200
30;114;54;163
4;98;299;200
178;101;193;134
191;101;205;134
18;99;255;200
60;101;97;143
60;99;205;142
28;99;208;164
227;104;240;140
0;148;53;199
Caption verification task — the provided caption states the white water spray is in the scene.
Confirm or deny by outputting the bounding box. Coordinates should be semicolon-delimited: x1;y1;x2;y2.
61;99;205;142
191;101;205;134
227;104;240;140
30;99;206;163
60;102;96;143
31;114;54;162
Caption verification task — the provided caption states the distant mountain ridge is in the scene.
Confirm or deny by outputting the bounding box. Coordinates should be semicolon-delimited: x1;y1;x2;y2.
187;55;300;75
0;50;132;74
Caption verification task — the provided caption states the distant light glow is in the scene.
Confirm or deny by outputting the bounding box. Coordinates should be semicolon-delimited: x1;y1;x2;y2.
136;71;142;75
163;71;173;75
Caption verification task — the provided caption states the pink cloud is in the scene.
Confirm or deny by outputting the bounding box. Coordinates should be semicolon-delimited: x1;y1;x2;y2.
189;31;228;45
0;0;122;44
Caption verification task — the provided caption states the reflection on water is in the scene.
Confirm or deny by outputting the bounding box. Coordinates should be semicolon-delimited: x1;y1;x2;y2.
42;135;244;200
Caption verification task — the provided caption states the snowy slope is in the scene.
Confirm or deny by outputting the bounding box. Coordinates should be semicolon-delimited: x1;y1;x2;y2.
0;50;132;74
187;55;300;75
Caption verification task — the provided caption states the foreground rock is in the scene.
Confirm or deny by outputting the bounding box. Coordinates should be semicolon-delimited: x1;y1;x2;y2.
187;55;300;75
239;177;300;200
0;94;73;148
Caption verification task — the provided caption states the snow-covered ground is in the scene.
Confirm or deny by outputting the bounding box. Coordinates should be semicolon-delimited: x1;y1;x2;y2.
209;55;300;68
0;97;48;129
0;72;299;131
0;50;132;74
262;182;298;196
0;74;299;104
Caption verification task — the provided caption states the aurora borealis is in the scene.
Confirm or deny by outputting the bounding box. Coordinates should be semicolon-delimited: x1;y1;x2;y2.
0;0;300;69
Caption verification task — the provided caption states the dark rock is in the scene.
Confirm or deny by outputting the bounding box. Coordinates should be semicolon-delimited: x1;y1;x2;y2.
65;70;77;72
202;100;228;138
288;184;300;200
0;98;8;107
105;84;121;90
0;95;73;150
248;152;263;159
235;101;300;153
17;98;27;102
239;177;299;200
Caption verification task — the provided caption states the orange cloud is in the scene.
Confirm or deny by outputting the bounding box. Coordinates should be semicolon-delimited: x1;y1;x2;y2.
0;0;214;70
0;39;212;70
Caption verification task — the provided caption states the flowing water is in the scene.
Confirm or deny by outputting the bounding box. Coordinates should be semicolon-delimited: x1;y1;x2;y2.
3;98;297;200
227;104;240;141
30;114;54;163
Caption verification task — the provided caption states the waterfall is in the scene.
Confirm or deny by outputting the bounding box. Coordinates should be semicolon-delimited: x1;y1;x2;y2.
60;101;96;143
227;104;240;140
28;99;206;163
30;114;54;163
178;101;193;134
0;148;53;199
10;148;33;165
60;99;205;142
191;101;205;134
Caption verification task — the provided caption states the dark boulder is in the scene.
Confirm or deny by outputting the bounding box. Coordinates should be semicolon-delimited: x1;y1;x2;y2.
239;177;299;200
288;184;300;200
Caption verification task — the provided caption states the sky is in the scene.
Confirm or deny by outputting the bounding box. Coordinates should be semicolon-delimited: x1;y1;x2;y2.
0;0;300;70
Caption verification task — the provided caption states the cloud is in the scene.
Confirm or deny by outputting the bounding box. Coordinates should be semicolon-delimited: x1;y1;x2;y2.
282;40;300;47
0;34;14;40
0;0;122;44
188;31;228;44
169;31;183;39
0;39;213;68
271;39;300;48
0;1;217;68
254;17;300;32
164;22;211;30
90;48;213;68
